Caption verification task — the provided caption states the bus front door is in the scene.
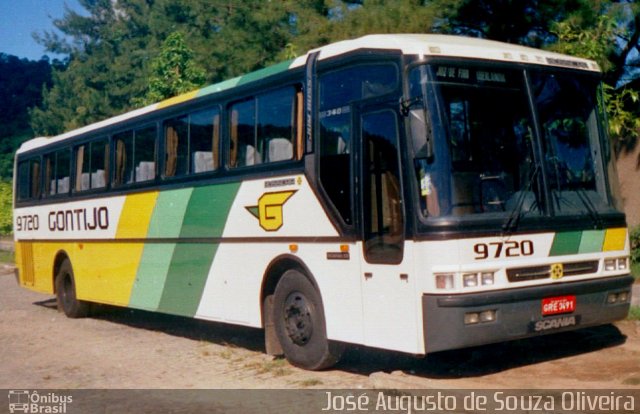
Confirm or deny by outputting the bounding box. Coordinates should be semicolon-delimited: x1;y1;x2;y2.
358;108;420;354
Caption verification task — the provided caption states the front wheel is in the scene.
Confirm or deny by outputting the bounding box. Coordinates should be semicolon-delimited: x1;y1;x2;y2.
55;259;89;318
273;270;343;370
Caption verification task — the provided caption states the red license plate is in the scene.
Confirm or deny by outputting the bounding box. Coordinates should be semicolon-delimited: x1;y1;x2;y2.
542;295;576;316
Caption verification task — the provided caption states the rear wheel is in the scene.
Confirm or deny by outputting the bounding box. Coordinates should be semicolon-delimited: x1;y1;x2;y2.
273;269;343;370
55;259;89;318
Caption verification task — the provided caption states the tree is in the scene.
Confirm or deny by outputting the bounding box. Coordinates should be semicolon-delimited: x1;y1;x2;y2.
0;180;12;235
549;6;640;149
140;32;206;105
0;54;54;179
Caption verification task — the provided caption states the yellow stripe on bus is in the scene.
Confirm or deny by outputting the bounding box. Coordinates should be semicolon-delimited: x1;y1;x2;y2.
116;191;159;239
602;228;627;251
157;90;199;109
75;191;160;305
73;242;147;306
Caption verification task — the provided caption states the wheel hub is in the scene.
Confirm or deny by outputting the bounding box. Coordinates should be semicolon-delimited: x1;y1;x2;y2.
283;292;313;346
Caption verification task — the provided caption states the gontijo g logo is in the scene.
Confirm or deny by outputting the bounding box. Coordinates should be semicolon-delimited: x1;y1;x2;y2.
245;191;297;231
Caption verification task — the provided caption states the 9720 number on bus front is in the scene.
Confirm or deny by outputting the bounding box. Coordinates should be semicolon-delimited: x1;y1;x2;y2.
474;240;534;260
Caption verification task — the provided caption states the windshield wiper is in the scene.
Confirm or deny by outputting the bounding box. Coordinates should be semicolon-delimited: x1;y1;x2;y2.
502;164;540;234
575;187;602;229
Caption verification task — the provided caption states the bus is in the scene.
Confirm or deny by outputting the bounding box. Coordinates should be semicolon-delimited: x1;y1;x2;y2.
14;34;634;370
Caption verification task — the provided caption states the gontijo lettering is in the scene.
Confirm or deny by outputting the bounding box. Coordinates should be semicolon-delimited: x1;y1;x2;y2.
48;206;109;231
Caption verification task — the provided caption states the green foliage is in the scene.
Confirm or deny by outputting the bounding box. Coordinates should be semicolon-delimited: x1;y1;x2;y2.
22;0;640;147
630;225;640;265
0;53;54;179
628;306;640;321
602;84;640;146
549;14;619;73
549;11;640;146
140;32;206;105
0;180;13;235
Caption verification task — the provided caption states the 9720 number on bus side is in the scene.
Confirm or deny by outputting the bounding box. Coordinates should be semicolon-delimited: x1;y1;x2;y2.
474;240;534;260
16;214;39;232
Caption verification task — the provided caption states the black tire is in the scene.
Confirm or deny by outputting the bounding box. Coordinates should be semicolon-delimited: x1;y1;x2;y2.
55;259;89;318
273;269;343;370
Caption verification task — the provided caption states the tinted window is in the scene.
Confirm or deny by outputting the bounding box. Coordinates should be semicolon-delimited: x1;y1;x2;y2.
114;125;157;186
44;150;70;196
17;157;41;201
532;72;610;214
318;64;398;225
75;139;109;191
164;116;189;177
190;108;219;173
229;86;297;168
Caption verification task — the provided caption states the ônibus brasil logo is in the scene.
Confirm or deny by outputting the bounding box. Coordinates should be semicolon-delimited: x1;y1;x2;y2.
8;390;72;413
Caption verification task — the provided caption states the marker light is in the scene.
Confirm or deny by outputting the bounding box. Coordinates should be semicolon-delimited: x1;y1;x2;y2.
435;274;455;290
617;258;628;270
463;273;478;288
481;272;495;286
605;257;630;271
604;259;616;271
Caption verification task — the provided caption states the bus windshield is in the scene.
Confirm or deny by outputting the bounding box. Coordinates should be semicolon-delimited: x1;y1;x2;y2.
408;62;620;225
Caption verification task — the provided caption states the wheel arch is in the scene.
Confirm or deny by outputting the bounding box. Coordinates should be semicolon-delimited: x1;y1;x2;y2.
52;249;71;293
260;254;319;326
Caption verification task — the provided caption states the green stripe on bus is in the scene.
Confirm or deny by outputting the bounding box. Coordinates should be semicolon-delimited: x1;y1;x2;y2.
578;229;605;254
196;77;241;97
195;59;293;99
235;59;294;87
129;243;176;310
157;242;219;317
179;183;241;238
147;188;194;238
549;231;582;256
129;188;194;309
157;182;241;316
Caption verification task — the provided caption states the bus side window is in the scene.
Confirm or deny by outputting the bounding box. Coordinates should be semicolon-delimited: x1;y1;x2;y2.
228;86;299;169
16;158;41;201
134;125;157;183
257;87;295;163
164;116;188;178
190;108;219;173
76;139;109;191
17;161;30;201
91;139;109;189
45;149;70;196
229;99;257;168
317;63;398;226
114;131;133;186
114;126;156;185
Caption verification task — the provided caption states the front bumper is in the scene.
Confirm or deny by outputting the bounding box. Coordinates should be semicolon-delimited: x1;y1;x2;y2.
423;275;634;354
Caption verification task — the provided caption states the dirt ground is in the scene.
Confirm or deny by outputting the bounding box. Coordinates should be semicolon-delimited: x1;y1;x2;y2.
0;266;639;391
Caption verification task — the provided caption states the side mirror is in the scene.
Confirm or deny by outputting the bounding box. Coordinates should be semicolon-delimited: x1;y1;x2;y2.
410;108;434;161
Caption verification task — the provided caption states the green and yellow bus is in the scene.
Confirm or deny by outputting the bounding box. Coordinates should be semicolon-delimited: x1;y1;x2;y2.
14;34;634;370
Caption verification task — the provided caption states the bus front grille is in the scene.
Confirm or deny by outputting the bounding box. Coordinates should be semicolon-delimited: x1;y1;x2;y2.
507;260;599;282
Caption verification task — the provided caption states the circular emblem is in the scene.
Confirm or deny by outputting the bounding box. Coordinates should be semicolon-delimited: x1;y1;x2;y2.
550;263;564;280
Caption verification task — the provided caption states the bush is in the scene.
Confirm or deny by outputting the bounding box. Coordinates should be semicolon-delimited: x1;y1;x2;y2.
0;180;12;235
631;225;640;265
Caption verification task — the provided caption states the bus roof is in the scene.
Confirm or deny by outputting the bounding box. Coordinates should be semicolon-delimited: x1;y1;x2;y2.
18;34;598;155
